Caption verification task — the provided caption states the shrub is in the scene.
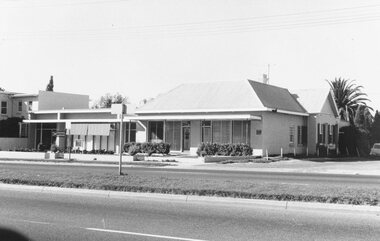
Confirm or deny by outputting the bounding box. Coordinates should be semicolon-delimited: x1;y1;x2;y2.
50;144;58;153
196;143;252;157
157;142;170;154
128;144;141;156
124;142;171;156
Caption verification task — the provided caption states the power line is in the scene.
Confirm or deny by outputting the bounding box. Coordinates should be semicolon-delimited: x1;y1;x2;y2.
3;3;380;40
0;0;131;8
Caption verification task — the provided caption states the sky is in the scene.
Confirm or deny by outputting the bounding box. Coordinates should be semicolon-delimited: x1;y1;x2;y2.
1;0;380;110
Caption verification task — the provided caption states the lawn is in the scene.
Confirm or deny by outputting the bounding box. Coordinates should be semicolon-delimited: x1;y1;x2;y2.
0;164;378;206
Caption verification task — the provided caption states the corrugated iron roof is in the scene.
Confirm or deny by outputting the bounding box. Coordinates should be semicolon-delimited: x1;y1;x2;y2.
137;80;307;114
292;88;330;113
248;80;307;113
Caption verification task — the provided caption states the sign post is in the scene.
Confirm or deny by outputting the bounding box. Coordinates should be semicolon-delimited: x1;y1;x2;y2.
111;104;127;175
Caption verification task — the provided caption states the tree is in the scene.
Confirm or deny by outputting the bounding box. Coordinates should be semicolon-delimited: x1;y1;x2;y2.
46;76;54;91
354;105;373;131
371;111;380;144
327;78;371;125
0;87;4;91
92;93;129;108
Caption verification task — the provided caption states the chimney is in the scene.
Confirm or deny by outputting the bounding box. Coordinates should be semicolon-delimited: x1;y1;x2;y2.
263;74;269;84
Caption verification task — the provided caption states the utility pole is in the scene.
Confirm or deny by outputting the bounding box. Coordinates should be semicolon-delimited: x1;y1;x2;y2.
111;103;126;175
119;111;123;175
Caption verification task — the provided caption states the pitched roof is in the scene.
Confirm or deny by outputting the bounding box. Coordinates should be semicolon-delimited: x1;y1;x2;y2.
136;80;307;115
292;88;338;115
248;80;306;113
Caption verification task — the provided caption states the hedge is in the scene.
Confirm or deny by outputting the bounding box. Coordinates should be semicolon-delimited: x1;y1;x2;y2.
196;143;252;157
124;142;171;156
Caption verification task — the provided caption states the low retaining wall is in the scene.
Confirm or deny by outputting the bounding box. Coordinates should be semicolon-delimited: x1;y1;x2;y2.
0;138;28;151
0;151;44;159
201;155;255;163
64;153;133;162
0;151;134;162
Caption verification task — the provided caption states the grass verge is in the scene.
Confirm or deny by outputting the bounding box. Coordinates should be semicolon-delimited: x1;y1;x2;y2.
0;158;175;166
0;164;378;206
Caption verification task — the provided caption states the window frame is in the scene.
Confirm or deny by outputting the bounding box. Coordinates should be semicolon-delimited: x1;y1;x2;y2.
289;125;295;145
1;101;7;115
18;101;22;112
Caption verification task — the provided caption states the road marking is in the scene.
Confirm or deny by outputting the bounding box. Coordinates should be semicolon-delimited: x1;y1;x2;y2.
280;182;309;186
19;219;52;225
85;227;208;241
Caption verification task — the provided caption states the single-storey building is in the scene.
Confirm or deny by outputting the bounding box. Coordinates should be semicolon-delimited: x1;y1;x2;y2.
291;88;341;155
22;80;342;156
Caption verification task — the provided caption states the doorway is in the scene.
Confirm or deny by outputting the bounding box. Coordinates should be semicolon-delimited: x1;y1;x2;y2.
182;126;191;151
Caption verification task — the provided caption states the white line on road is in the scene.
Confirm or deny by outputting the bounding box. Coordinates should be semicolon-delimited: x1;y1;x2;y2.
85;227;209;241
18;219;52;225
280;182;309;186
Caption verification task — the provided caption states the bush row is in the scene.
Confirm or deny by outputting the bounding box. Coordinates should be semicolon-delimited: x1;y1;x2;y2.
124;142;171;156
196;143;252;157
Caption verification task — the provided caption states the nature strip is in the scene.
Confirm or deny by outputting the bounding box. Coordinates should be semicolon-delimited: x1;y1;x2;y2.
0;178;378;206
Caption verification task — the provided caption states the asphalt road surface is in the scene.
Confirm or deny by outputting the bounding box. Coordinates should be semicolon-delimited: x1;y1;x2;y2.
0;186;379;241
1;162;380;187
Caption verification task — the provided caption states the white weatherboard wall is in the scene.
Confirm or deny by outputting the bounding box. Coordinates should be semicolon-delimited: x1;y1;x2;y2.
0;138;28;151
261;112;307;156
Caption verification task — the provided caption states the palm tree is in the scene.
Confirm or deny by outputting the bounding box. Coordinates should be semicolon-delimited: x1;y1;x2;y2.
327;77;371;125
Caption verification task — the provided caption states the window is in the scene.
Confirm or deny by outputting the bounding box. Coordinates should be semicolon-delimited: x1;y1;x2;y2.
256;130;262;135
297;126;307;145
297;126;302;145
322;124;326;144
165;121;181;151
125;122;137;142
328;125;333;143
1;101;7;114
148;121;164;142
20;123;28;137
302;126;307;145
289;126;295;144
28;101;33;111
317;123;323;143
232;121;250;144
201;121;212;143
330;125;337;144
212;120;230;143
18;101;22;112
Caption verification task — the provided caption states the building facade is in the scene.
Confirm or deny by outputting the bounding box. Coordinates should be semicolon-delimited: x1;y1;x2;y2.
16;80;342;156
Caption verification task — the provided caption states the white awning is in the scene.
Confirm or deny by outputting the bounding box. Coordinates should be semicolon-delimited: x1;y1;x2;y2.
67;123;110;136
87;123;110;136
67;123;88;135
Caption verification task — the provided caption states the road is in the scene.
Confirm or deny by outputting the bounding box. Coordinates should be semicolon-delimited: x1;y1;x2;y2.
1;162;380;187
0;186;379;241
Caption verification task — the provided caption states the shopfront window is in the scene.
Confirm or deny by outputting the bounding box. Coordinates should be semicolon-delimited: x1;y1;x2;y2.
148;121;164;142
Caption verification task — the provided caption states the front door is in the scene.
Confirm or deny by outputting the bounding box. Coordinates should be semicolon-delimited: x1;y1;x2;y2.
182;127;191;151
